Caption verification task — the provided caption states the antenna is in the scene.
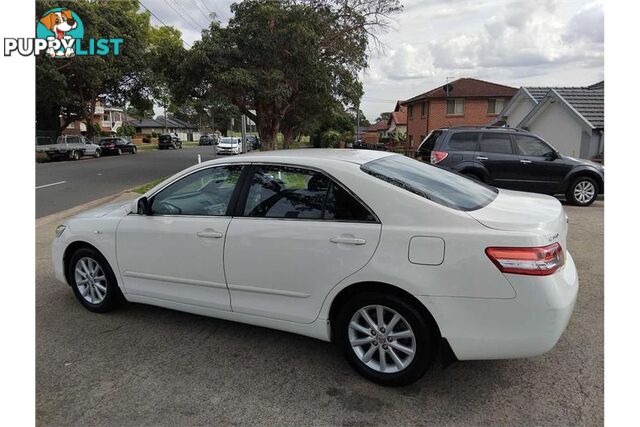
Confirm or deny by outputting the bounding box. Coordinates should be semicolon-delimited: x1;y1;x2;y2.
444;76;455;97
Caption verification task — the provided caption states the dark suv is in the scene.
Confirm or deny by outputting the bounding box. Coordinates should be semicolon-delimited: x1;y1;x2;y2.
158;134;182;150
416;126;604;206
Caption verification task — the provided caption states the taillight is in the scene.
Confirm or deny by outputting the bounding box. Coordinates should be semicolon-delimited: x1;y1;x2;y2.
430;151;448;164
485;243;565;276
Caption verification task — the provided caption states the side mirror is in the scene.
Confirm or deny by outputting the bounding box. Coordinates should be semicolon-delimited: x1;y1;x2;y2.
545;151;559;160
135;196;151;215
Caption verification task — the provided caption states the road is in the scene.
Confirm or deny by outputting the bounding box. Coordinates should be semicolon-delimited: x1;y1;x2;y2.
35;198;603;425
35;146;219;218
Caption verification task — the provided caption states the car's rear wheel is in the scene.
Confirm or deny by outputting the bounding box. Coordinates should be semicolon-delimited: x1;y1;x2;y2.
335;292;437;386
69;150;80;161
68;247;123;313
464;172;483;182
566;176;598;206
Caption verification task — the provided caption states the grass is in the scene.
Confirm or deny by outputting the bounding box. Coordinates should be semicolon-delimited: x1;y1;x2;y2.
131;176;167;194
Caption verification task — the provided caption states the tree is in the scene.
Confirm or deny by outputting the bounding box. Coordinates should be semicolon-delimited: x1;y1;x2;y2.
376;112;391;123
185;0;402;150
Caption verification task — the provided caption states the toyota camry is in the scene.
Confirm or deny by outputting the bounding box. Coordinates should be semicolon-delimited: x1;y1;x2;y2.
52;149;578;385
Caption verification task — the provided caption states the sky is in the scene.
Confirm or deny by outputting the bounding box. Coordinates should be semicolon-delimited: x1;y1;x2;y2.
142;0;604;122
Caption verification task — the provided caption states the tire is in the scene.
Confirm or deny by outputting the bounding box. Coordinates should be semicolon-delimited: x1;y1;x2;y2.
67;247;124;313
179;143;182;149
464;172;483;183
69;150;80;161
566;176;598;206
334;291;438;386
93;149;101;159
131;147;137;154
117;148;122;155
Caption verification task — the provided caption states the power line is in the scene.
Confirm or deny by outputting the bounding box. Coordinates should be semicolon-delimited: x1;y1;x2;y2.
164;0;202;32
137;0;192;48
193;0;213;24
169;0;208;31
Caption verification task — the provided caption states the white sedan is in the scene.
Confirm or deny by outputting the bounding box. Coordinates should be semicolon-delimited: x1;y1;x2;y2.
52;149;578;385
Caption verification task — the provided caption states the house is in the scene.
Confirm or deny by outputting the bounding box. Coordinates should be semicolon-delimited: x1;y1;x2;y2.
496;81;604;159
62;100;128;135
129;116;201;141
361;120;389;144
401;78;518;149
386;102;407;142
128;118;165;135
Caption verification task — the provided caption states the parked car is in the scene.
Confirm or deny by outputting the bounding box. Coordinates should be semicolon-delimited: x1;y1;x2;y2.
158;134;182;150
99;137;137;155
199;134;215;146
52;149;578;386
416;126;604;206
216;137;241;155
246;135;261;150
35;135;101;160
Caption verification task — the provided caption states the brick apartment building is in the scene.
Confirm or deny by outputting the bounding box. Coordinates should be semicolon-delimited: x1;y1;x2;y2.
401;78;518;149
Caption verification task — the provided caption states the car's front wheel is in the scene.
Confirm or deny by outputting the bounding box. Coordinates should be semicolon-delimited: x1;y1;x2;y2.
68;247;123;313
93;149;101;159
131;146;137;154
335;292;437;386
566;176;598;206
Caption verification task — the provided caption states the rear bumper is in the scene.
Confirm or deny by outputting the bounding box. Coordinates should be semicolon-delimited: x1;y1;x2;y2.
419;251;579;360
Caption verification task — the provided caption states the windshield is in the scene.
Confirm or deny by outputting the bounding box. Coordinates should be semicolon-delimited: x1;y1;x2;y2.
361;155;498;211
220;138;237;144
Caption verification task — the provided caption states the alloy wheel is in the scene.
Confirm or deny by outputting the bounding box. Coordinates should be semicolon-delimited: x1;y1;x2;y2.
348;305;416;374
574;180;595;204
74;257;107;305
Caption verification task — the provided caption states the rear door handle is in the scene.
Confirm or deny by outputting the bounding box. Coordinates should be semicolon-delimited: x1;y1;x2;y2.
520;159;532;164
197;229;223;238
476;156;488;160
330;236;366;245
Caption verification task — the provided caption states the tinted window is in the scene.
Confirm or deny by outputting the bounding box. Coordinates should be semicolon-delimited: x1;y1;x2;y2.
447;132;479;151
244;166;328;219
479;133;513;154
361;155;498;211
151;166;242;216
417;130;442;154
324;184;376;222
514;135;554;156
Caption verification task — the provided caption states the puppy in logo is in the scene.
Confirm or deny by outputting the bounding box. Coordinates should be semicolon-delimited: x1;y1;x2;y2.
39;9;77;57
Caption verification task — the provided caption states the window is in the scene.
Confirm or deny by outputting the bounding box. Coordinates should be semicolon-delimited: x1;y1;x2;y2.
446;99;464;115
408;135;413;145
513;135;555;157
408;105;413;118
447;132;480;151
487;98;505;115
324;183;376;222
244;166;328;219
417;130;443;154
421;102;426;117
361;155;497;211
479;133;513;154
243;165;375;221
151;166;242;216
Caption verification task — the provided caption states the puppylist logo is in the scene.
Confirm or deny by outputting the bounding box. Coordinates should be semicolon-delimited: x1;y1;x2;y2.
3;8;123;57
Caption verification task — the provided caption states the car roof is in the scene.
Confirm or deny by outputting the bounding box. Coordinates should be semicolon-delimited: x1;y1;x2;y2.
439;126;534;135
202;149;396;167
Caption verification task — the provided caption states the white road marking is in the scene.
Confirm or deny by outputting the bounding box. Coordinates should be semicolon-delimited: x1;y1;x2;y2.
36;181;67;190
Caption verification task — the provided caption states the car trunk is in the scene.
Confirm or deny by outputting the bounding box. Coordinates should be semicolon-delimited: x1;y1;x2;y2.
466;189;568;248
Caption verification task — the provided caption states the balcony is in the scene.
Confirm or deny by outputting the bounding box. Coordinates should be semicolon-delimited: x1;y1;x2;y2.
94;106;104;115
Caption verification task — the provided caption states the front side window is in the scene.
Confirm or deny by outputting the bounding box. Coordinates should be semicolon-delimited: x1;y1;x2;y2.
446;99;464;115
447;132;480;151
151;165;242;216
361;155;498;211
243;165;376;222
513;135;554;157
479;133;513;154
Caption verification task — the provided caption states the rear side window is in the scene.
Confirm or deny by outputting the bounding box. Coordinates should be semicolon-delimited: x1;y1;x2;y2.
361;155;498;211
446;132;480;151
479;133;513;154
417;130;442;154
513;135;554;156
324;184;376;222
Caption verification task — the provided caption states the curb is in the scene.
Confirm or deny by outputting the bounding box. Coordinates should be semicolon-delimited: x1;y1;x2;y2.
36;191;136;227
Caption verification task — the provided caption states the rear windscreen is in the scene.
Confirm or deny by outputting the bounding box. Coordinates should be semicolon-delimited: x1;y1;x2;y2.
361;155;498;211
417;130;442;154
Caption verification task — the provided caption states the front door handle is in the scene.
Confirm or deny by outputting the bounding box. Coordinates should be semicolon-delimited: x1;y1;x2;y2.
330;236;366;245
197;229;223;238
476;156;488;160
520;159;532;164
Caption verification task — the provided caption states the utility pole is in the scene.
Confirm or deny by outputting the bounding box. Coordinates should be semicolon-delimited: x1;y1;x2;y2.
355;105;360;147
163;103;168;133
241;114;247;153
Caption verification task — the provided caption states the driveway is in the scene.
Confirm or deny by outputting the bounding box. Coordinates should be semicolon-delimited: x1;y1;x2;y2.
36;199;603;425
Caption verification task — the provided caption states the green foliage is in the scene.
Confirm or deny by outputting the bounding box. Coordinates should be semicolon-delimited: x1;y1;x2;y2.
319;130;342;148
117;123;136;137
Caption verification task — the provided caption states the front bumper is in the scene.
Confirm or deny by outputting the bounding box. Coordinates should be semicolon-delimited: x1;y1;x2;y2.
419;251;579;360
52;234;68;285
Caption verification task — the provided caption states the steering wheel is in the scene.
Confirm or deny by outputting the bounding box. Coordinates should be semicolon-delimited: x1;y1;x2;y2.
154;201;182;215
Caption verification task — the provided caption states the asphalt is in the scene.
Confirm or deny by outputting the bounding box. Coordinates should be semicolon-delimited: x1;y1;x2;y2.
36;198;603;426
35;146;219;218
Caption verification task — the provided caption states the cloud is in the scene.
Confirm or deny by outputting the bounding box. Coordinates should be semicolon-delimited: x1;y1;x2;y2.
563;2;604;44
374;44;435;81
